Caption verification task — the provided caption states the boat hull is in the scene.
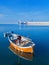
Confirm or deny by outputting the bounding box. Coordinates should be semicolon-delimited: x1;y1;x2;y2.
9;42;34;53
9;45;33;60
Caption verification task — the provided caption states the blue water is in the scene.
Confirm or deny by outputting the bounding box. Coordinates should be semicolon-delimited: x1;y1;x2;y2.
0;24;49;65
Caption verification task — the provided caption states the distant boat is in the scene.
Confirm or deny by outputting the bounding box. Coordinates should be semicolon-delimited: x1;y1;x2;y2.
18;21;27;24
4;33;35;53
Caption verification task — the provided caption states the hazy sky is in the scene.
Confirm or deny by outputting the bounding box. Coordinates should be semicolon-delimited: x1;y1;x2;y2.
0;0;49;24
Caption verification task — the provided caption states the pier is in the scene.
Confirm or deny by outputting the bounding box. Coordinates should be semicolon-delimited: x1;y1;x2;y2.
26;22;49;26
19;22;49;26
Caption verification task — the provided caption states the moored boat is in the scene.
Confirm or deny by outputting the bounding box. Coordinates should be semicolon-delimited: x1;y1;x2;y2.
4;33;35;53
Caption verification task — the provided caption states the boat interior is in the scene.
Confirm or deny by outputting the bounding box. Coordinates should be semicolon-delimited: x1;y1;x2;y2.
9;34;34;47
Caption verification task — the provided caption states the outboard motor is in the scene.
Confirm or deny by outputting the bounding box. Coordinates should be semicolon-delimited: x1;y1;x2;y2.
4;32;11;37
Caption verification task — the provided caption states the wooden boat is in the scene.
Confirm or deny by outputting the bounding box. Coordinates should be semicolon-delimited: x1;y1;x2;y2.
4;33;35;53
9;46;34;60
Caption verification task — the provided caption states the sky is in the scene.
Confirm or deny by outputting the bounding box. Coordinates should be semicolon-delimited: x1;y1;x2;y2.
0;0;49;24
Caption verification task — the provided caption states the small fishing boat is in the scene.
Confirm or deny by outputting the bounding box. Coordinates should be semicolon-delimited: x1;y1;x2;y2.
4;32;35;53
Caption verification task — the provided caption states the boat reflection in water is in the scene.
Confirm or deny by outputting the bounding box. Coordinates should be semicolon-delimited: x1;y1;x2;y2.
9;46;34;60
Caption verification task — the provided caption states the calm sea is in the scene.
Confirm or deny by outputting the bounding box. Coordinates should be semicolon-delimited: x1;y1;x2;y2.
0;24;49;65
